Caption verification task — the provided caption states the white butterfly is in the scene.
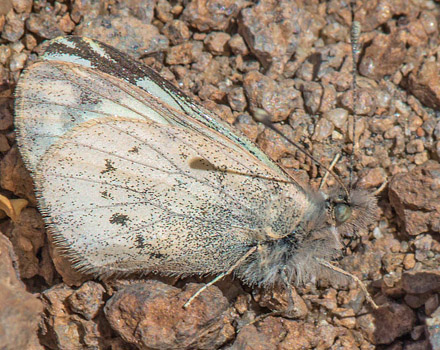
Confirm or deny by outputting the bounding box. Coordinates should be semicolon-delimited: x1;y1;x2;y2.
15;36;376;295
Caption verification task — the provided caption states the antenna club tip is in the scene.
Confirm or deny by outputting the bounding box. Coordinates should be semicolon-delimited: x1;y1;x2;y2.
253;108;272;125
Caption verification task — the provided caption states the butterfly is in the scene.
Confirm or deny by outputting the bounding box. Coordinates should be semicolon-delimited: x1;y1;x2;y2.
14;36;377;305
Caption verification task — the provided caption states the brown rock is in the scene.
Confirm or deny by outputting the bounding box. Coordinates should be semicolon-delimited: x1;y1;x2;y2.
253;285;308;319
182;0;248;32
162;20;191;45
402;270;440;295
239;0;324;69
426;305;440;350
1;10;24;42
0;233;43;350
359;31;406;81
166;41;203;65
408;59;440;110
12;0;32;13
312;117;334;142
229;34;249;56
0;146;36;204
2;207;52;281
233;317;343;350
40;284;106;349
112;0;156;23
204;32;231;55
67;281;106;320
389;161;440;236
357;167;387;189
75;15;169;59
358;300;416;345
26;12;64;39
243;71;300;122
104;281;234;349
228;86;247;112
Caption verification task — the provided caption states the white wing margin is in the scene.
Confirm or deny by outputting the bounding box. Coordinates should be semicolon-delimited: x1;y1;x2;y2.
35;117;307;277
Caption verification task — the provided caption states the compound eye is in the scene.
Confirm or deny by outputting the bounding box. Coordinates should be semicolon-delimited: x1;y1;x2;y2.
335;204;352;224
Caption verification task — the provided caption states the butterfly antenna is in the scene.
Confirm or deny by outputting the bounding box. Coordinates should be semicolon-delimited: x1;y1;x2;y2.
254;109;349;197
350;1;361;192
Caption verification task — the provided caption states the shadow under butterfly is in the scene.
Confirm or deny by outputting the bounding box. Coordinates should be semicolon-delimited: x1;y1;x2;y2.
14;36;378;308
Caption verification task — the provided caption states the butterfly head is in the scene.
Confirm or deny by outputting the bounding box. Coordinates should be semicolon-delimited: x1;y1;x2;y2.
324;186;378;238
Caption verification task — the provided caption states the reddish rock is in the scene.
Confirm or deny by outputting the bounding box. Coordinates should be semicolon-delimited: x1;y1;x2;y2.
166;41;203;65
253;285;308;319
162;20;191;45
0;233;43;350
1;10;24;42
359;31;406;81
239;0;324;69
67;281;106;320
104;281;234;349
408;59;440;110
243;71;300;122
181;0;248;32
205;32;231;55
358;300;416;345
402;270;440;295
0;146;36;204
389;161;440;236
26;12;64;39
75;15;169;58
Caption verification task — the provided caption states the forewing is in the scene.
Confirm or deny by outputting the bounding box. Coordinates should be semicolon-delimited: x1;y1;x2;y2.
37;36;287;177
36;117;308;277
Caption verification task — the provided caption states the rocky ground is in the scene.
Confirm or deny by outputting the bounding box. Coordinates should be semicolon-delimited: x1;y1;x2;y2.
0;0;440;349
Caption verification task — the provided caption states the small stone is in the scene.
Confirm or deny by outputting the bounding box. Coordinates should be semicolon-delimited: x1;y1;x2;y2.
205;32;231;55
67;281;106;320
402;270;440;295
26;12;64;39
406;139;424;154
358;299;416;345
228;86;247;112
12;0;32;13
403;254;416;270
58;13;75;33
425;294;439;316
156;0;173;23
0;234;43;350
76;15;169;59
408;60;440;110
0;45;11;65
426;305;440;349
104;281;233;349
162;20;191;45
389;161;440;236
325;108;349;130
332;308;356;329
166;41;203;65
254;285;308;319
1;11;24;42
228;34;249;56
182;0;247;31
357;167;387;189
244;71;300;122
23;34;36;50
9;52;27;72
312;117;334;142
359;31;406;81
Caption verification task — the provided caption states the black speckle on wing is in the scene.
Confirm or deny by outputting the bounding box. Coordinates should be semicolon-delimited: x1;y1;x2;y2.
109;213;130;226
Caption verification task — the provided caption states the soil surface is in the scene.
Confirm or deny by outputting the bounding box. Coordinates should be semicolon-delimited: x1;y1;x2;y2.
0;0;440;349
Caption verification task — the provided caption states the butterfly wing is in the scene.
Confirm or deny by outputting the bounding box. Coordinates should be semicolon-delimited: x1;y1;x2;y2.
35;117;308;277
16;36;287;178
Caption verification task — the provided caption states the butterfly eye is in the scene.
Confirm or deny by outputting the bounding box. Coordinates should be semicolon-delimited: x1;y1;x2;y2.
335;204;352;224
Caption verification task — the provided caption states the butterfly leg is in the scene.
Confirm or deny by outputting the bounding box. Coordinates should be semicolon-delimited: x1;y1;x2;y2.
315;258;379;309
183;245;257;309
